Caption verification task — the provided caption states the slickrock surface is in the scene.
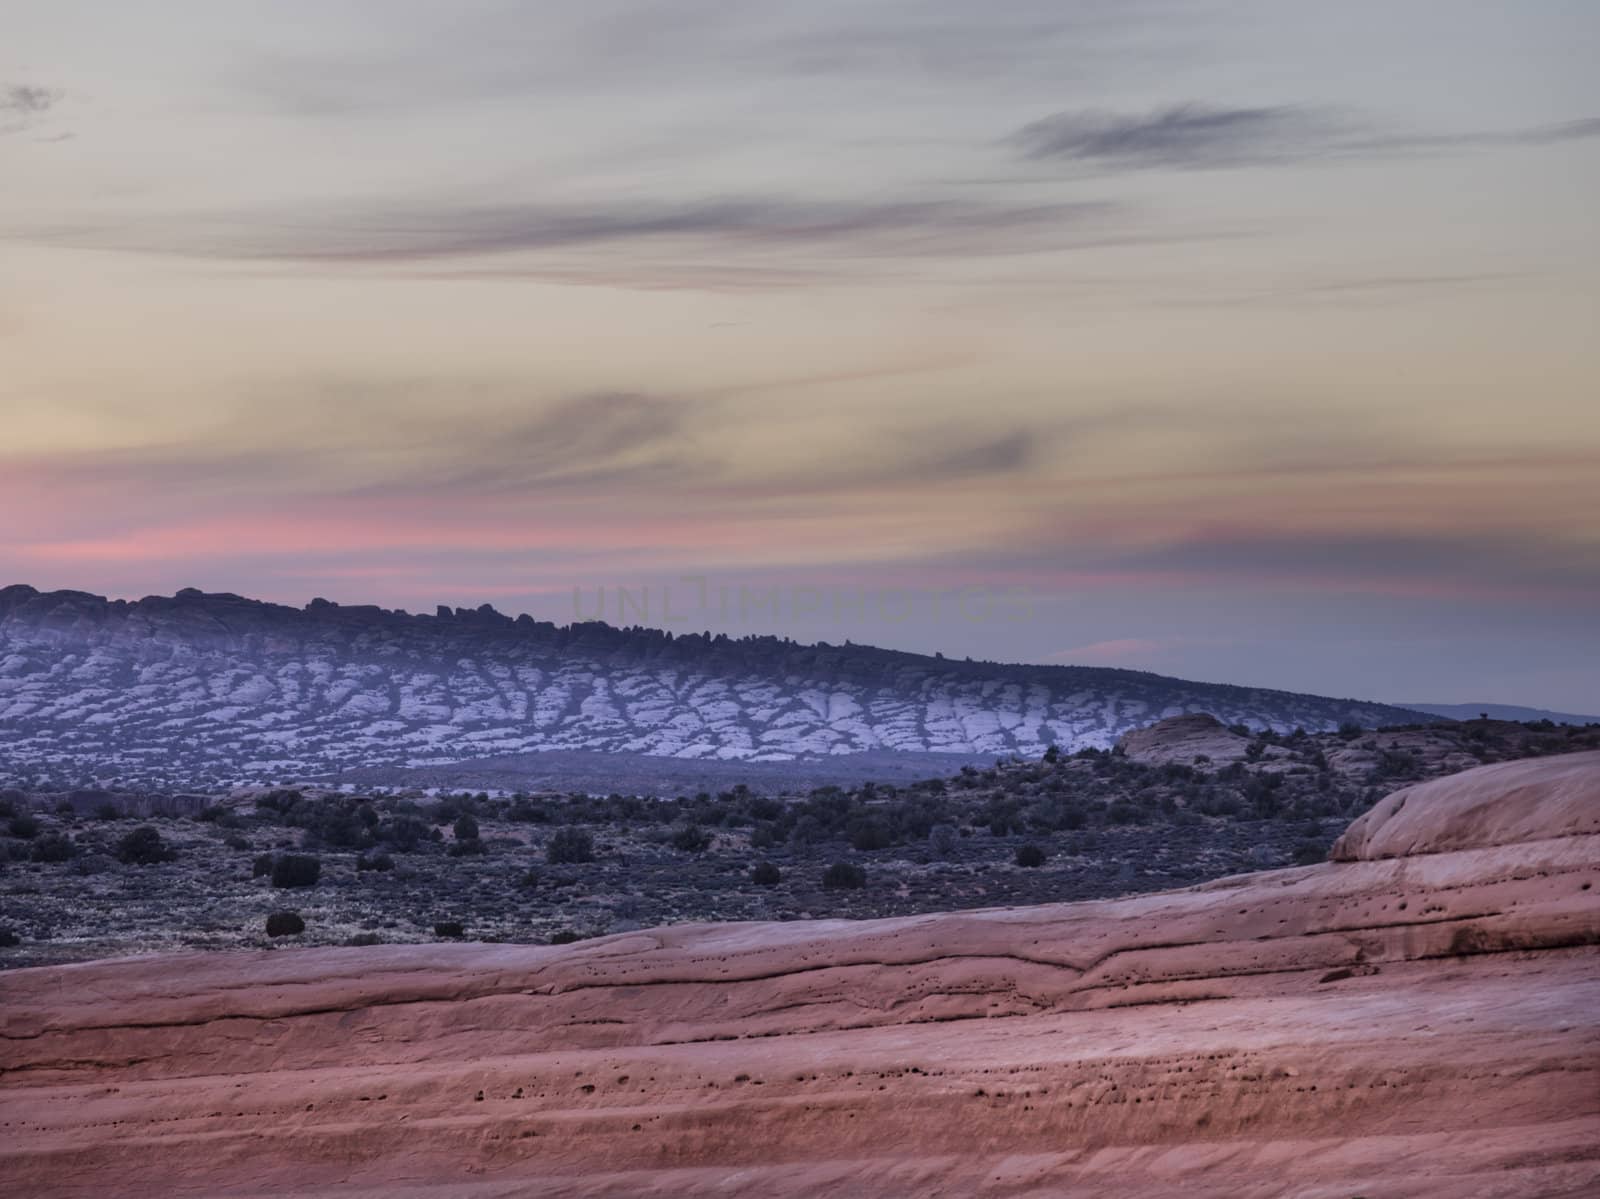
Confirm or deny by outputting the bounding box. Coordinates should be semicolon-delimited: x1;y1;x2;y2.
1332;750;1600;859
1115;712;1265;768
3;755;1598;1197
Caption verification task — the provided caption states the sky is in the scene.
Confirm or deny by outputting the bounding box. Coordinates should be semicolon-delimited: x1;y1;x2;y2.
2;1;1598;712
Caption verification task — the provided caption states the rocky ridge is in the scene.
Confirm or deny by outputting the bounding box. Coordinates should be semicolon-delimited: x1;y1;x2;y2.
0;584;1435;789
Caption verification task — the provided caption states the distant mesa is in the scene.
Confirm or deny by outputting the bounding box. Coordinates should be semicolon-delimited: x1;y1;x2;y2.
1399;701;1600;727
1;583;1439;789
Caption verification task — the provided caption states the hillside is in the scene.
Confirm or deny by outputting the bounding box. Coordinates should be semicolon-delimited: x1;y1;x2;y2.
0;585;1432;790
1399;701;1600;726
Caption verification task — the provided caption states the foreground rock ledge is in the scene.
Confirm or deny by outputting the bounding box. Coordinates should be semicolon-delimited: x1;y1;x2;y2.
3;754;1598;1198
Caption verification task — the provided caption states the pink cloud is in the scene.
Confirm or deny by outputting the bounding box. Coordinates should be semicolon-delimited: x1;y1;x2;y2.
1047;638;1169;665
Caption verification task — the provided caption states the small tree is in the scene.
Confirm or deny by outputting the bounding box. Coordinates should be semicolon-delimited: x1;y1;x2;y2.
117;825;174;865
822;861;866;890
265;911;305;937
271;853;321;888
546;826;594;864
928;823;959;856
31;832;78;863
750;860;781;886
848;818;892;852
670;823;712;853
453;813;479;841
1015;844;1047;868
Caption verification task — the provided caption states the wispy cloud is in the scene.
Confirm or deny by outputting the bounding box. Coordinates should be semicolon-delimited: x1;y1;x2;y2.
1015;103;1600;170
53;195;1119;266
1016;104;1346;169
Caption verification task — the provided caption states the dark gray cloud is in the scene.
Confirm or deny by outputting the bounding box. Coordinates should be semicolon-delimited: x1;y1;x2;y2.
921;430;1033;479
1015;104;1346;169
1;83;61;134
1016;103;1600;170
1;84;57;115
1349;117;1600;155
1501;117;1600;145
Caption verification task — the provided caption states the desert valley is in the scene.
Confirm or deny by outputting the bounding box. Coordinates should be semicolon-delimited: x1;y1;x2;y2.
2;589;1598;1195
6;2;1599;1193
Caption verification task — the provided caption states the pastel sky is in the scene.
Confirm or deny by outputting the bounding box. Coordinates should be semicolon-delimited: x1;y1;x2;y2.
3;1;1598;711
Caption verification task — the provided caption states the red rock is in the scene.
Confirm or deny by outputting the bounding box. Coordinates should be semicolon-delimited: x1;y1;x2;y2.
3;754;1597;1196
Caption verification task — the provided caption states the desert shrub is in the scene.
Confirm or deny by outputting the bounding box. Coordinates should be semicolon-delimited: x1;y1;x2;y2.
928;823;959;856
433;920;465;938
1337;721;1363;741
8;814;39;839
0;928;19;947
270;853;321;889
345;932;383;946
548;929;581;945
822;861;866;890
1106;801;1146;826
265;910;305;937
448;836;486;857
787;814;824;847
750;860;781;886
1247;777;1284;819
507;799;549;823
1292;841;1327;866
1014;844;1047;868
847;818;893;852
117;825;174;865
30;832;77;863
1373;749;1420;780
93;801;121;821
518;867;541;889
299;801;369;849
356;851;394;872
546;826;594;864
453;813;480;841
251;852;275;877
223;833;251;851
0;792;17;818
377;815;431;852
670;823;712;853
749;820;783;849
